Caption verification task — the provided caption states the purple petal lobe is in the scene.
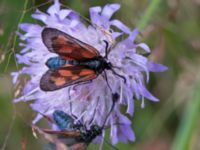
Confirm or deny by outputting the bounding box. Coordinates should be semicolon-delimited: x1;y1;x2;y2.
136;43;151;53
111;20;131;33
47;0;60;16
139;86;159;102
148;61;168;72
128;28;139;41
102;4;120;19
58;10;71;20
89;6;102;24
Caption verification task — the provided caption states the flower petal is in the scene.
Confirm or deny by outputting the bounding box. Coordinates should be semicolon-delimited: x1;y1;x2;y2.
136;43;151;53
47;0;60;16
148;61;168;72
101;4;120;19
89;6;102;24
111;19;131;34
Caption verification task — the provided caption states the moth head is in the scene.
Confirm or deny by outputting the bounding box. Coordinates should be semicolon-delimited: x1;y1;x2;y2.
90;125;102;135
104;61;112;70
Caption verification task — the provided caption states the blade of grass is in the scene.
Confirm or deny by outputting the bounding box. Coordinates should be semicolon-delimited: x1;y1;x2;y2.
137;0;161;31
172;75;200;150
4;0;29;72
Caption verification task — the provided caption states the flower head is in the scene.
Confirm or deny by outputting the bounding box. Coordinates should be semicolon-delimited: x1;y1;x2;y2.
12;0;167;145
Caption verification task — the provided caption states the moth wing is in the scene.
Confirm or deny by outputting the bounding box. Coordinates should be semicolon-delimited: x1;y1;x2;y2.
69;142;88;150
42;28;100;60
40;66;97;91
42;129;81;137
32;125;84;149
42;129;88;150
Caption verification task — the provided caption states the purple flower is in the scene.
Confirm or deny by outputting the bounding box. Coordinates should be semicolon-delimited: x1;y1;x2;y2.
12;0;167;145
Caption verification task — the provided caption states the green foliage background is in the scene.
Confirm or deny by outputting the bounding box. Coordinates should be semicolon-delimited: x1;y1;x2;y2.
0;0;200;149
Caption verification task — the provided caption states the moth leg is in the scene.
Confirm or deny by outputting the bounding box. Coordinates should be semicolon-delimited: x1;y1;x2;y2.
67;102;82;125
110;68;126;83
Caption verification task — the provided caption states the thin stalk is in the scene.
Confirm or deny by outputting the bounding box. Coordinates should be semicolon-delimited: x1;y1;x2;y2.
137;0;161;31
172;75;200;150
4;0;29;71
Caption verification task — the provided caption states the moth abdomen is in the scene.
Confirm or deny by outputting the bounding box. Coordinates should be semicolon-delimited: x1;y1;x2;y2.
46;56;66;69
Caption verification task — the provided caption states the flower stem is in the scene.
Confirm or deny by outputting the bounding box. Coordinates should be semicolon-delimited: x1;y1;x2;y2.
172;75;200;150
4;0;29;72
137;0;161;31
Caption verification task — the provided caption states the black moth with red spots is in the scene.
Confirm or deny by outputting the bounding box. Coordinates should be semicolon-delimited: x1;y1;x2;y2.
40;28;125;91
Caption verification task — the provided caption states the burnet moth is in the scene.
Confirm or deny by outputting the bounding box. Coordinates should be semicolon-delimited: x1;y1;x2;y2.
40;28;126;91
33;93;119;150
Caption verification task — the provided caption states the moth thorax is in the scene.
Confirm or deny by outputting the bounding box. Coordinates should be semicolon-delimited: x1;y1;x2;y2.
91;125;102;135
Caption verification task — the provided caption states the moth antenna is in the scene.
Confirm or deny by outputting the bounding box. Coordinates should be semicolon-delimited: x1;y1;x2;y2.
101;93;119;128
111;68;126;83
103;40;111;59
68;103;83;125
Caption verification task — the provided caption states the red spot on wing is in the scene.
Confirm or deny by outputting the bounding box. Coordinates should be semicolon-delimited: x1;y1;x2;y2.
51;77;66;86
58;69;73;76
42;129;81;137
42;28;100;61
40;66;98;91
79;69;95;76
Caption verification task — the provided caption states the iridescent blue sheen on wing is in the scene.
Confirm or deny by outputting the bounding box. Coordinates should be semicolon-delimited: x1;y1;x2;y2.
53;110;74;130
46;56;66;69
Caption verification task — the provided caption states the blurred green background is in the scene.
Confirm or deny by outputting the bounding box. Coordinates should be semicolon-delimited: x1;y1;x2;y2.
0;0;200;149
